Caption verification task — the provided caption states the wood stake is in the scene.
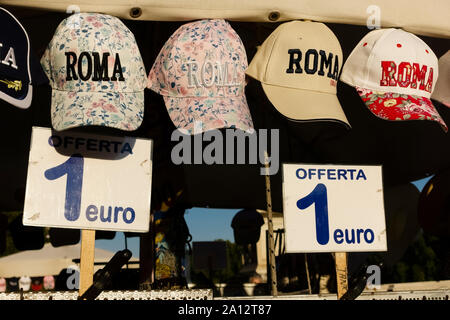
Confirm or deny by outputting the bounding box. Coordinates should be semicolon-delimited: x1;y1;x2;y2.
79;229;96;297
335;252;348;299
305;253;312;294
264;151;277;296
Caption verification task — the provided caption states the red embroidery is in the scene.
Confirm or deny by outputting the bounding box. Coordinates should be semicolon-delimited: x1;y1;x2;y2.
380;61;433;93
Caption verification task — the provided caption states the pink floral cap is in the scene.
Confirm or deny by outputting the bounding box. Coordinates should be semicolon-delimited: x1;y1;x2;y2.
41;13;147;131
147;19;254;134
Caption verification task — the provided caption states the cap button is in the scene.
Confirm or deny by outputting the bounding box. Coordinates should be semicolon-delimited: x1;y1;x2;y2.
130;7;142;18
268;11;280;21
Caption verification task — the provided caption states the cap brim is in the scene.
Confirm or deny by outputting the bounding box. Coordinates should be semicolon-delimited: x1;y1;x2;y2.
162;94;254;135
50;89;144;131
261;83;350;128
355;86;448;132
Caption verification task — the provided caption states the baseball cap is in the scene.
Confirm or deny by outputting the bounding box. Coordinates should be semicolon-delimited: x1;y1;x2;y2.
19;275;31;291
431;50;450;107
0;277;6;293
340;28;447;131
147;19;254;135
31;277;43;291
43;275;55;290
0;7;47;109
41;13;147;131
7;277;19;292
246;20;350;127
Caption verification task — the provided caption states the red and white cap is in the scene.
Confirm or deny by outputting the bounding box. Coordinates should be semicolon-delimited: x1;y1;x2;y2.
431;50;450;108
341;28;447;131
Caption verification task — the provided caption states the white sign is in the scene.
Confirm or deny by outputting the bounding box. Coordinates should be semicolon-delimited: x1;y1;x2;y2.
282;163;387;253
23;127;152;233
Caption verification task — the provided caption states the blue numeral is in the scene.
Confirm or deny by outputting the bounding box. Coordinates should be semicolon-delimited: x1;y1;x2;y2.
297;183;330;245
45;154;84;221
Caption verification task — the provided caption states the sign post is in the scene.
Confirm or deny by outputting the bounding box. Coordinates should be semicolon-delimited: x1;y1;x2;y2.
335;252;348;299
282;163;387;299
79;230;96;296
265;152;278;297
23;127;153;297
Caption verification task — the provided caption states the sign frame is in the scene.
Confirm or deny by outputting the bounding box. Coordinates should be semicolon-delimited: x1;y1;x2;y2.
23;126;153;233
282;162;387;254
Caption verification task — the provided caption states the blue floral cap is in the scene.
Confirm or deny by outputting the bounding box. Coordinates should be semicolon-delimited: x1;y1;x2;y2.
41;13;147;131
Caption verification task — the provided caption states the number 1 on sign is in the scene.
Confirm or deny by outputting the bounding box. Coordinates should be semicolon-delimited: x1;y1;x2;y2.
44;154;84;221
297;183;330;245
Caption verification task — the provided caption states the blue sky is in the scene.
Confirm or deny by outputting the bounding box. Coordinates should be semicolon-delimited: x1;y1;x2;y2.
96;176;433;258
95;207;239;258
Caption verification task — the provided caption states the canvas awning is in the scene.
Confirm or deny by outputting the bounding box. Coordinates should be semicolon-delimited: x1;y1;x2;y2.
1;0;449;38
0;243;139;277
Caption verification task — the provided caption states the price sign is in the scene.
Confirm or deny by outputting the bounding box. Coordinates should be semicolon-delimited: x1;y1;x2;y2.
23;126;152;233
282;163;387;253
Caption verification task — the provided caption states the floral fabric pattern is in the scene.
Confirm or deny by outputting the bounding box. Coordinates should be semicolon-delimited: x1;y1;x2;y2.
148;19;254;134
356;86;448;131
41;13;147;131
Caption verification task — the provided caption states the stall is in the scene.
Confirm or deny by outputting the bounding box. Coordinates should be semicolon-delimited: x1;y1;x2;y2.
0;0;449;301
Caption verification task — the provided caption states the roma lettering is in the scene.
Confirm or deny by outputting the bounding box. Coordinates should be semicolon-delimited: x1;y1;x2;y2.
186;60;240;88
65;51;125;81
286;49;340;80
0;43;18;69
380;61;433;93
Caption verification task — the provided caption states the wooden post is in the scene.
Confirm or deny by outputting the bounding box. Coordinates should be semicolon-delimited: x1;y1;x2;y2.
335;252;348;299
264;151;277;296
305;253;312;294
79;229;96;297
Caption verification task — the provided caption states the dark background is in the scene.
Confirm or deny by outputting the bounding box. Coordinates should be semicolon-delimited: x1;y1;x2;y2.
0;6;449;214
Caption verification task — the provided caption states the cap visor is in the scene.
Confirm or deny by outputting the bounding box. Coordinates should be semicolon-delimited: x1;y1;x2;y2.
355;86;448;132
163;94;254;135
50;89;144;131
261;83;350;128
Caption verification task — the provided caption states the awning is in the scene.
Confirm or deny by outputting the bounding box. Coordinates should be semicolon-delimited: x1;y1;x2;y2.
1;0;449;38
0;243;139;277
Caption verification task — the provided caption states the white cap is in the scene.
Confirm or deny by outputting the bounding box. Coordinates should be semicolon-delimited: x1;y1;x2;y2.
246;21;350;128
19;276;31;291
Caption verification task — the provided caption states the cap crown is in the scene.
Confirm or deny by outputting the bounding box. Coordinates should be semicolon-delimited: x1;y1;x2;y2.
0;7;32;108
246;21;343;95
148;19;247;99
41;13;147;94
431;50;450;105
341;28;438;98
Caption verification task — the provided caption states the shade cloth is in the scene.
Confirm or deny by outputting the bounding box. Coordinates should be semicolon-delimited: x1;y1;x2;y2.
1;0;449;38
0;243;139;277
